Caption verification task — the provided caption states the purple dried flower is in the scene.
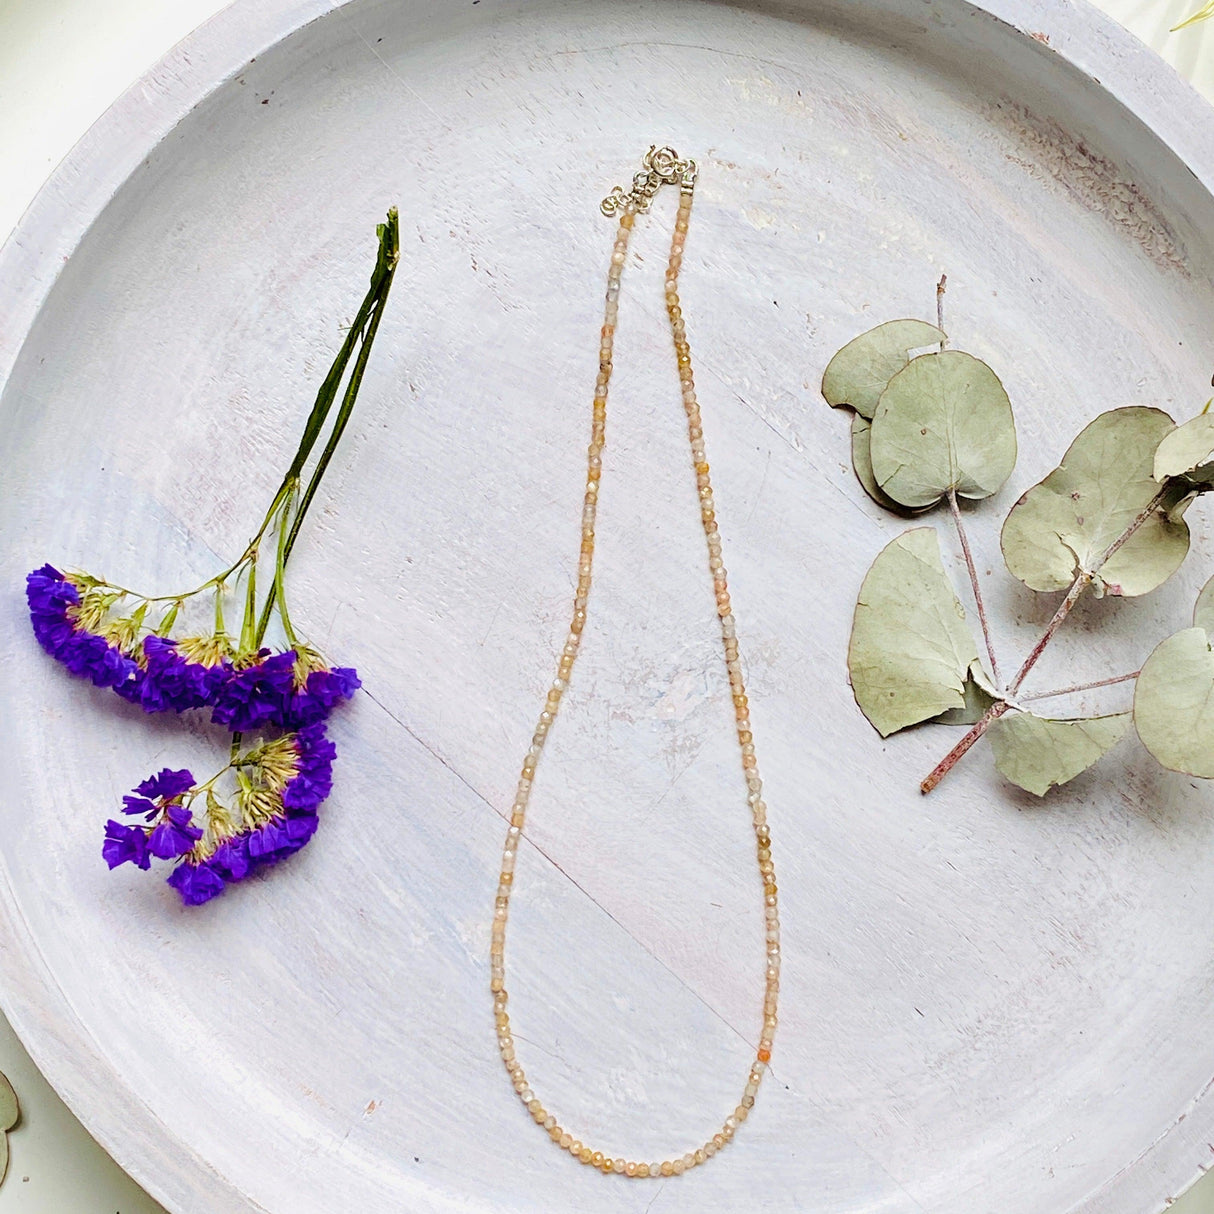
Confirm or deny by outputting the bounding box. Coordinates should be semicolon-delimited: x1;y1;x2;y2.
121;795;158;819
166;860;226;906
247;818;293;862
26;564;139;692
137;636;231;713
210;650;298;732
136;768;195;801
179;723;337;902
102;820;151;870
281;722;337;810
111;767;201;869
112;725;337;906
113;666;148;706
148;803;203;860
280;663;361;728
210;835;251;881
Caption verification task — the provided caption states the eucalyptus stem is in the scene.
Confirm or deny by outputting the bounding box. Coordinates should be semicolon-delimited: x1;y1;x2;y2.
947;487;999;685
1022;670;1140;703
920;486;1170;794
936;273;947;347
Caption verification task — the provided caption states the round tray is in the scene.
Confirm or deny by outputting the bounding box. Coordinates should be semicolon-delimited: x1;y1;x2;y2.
3;1;1214;1211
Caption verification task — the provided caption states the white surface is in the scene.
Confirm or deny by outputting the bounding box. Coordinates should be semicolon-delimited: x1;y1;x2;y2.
5;1;1214;1212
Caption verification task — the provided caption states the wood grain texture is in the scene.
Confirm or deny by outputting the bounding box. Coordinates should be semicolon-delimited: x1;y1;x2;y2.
3;1;1214;1212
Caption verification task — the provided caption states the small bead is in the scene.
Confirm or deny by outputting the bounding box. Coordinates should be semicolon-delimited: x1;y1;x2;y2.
625;1161;638;1177
660;1161;673;1176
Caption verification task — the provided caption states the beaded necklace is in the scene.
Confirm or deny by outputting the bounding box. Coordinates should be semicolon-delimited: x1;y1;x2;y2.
490;147;779;1179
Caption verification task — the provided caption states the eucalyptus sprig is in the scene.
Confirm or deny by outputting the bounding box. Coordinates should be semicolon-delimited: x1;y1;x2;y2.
825;280;1214;796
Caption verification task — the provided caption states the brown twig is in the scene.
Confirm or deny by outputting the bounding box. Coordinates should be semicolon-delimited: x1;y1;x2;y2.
1021;670;1140;703
920;701;1009;794
936;274;947;348
948;488;999;686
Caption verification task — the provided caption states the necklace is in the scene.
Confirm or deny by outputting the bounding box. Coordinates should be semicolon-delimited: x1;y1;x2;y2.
490;146;779;1179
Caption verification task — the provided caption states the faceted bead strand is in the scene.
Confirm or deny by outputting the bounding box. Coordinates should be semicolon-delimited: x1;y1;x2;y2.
491;152;778;1178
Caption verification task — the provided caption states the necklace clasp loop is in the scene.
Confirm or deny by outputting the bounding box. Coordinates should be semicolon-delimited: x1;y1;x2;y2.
600;145;696;217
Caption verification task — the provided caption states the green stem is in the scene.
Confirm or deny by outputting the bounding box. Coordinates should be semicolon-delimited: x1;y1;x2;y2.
253;210;400;641
239;560;258;653
267;485;299;649
82;210;400;614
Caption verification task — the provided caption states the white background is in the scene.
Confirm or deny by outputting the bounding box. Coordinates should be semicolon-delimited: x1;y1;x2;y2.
0;1;1212;1211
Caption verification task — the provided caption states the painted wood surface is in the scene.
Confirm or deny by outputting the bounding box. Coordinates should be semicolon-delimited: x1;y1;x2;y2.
3;1;1214;1211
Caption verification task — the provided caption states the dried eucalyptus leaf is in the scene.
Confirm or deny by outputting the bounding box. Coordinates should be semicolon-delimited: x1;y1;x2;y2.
849;527;981;736
1153;413;1214;483
989;711;1130;796
869;350;1017;509
0;1072;14;1132
822;319;946;419
851;413;922;515
1000;407;1188;597
1195;574;1214;633
933;661;998;724
0;1070;15;1189
1133;626;1214;776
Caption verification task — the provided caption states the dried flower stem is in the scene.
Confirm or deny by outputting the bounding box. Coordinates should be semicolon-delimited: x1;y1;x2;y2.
254;210;400;644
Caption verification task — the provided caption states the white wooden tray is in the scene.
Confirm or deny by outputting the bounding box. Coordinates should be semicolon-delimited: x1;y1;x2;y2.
3;1;1214;1211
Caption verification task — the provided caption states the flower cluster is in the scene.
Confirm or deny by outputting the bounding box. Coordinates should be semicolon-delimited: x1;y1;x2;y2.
104;725;337;906
27;566;360;728
28;565;359;907
23;210;399;910
27;565;137;691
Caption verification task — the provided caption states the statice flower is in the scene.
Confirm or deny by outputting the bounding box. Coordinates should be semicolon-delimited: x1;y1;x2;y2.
279;647;361;729
210;649;298;732
136;635;233;713
102;820;150;870
164;723;338;906
104;766;202;870
26;564;138;692
166;861;226;906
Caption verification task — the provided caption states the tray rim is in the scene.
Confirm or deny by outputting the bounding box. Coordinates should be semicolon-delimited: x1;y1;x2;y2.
2;1;1213;1211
